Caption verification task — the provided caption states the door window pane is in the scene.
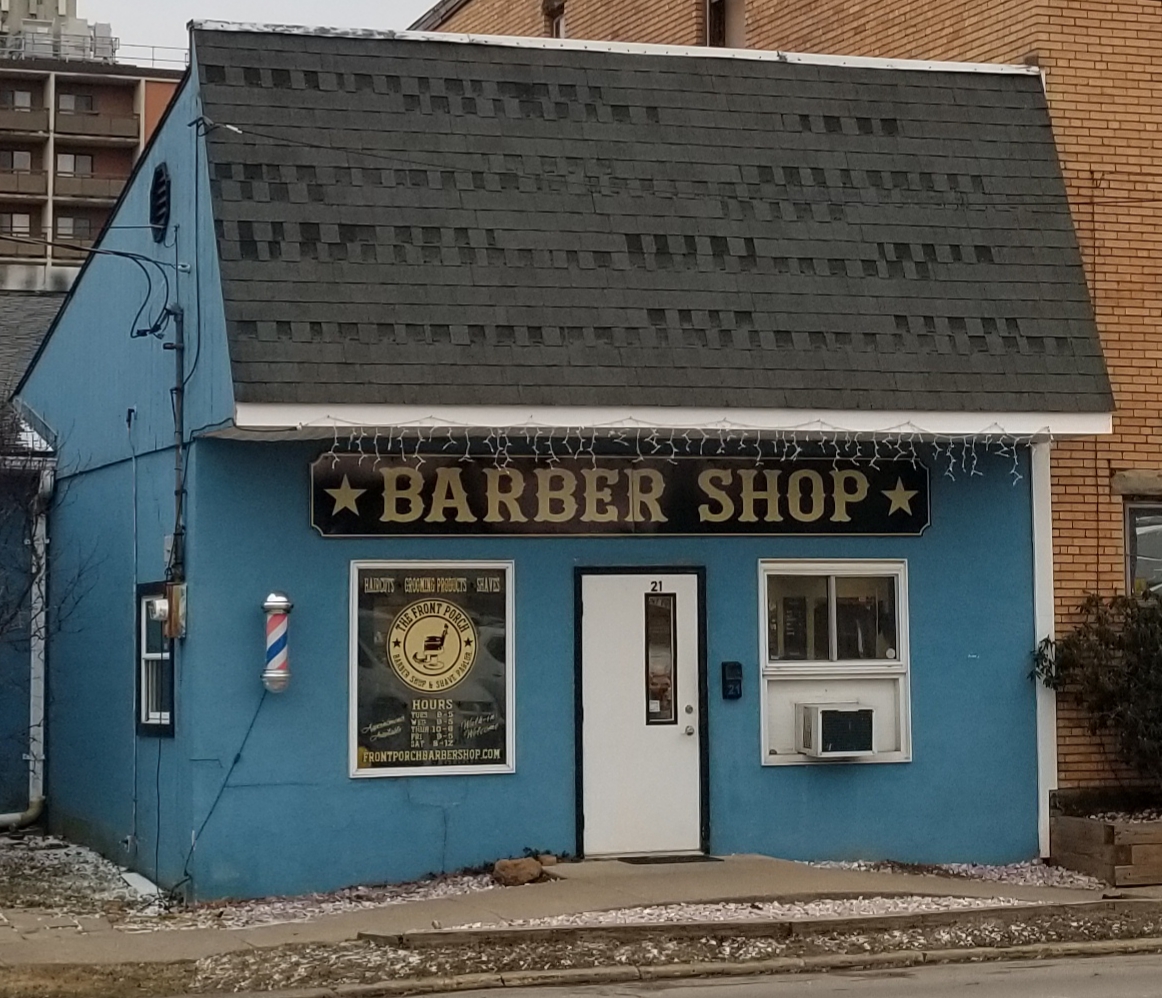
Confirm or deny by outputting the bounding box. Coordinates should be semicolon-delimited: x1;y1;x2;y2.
835;576;897;660
1128;506;1162;596
767;575;830;661
645;593;676;724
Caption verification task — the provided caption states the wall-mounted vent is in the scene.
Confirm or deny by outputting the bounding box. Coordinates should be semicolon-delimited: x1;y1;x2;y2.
149;163;171;243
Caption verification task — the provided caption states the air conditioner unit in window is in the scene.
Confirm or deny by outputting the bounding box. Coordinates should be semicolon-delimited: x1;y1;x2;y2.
795;702;875;759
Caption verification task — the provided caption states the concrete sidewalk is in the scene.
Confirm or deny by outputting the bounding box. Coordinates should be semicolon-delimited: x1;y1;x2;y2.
0;855;1111;967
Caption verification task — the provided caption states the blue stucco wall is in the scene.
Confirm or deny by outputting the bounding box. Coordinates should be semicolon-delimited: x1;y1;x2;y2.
19;72;231;471
14;69;227;881
0;622;30;813
42;450;187;879
179;439;1038;899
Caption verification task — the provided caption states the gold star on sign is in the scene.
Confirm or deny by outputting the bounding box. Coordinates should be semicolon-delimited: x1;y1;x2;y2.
325;474;366;516
882;478;919;516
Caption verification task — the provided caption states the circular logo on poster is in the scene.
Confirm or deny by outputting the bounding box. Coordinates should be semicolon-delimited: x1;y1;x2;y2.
387;599;477;693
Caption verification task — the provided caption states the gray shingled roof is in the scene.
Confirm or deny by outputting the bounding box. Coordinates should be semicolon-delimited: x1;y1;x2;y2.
0;291;65;397
194;28;1111;412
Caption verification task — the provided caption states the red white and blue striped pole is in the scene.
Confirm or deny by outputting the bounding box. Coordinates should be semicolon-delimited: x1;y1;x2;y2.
262;592;293;693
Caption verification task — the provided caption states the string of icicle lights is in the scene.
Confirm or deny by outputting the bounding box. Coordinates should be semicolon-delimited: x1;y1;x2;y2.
318;423;1035;485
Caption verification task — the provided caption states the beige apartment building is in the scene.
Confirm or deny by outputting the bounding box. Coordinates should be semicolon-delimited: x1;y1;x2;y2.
414;0;1162;795
0;0;181;292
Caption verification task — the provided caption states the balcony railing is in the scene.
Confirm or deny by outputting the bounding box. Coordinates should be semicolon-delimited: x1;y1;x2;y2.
52;235;95;260
0;31;118;64
0;231;45;258
0;170;47;196
54;174;126;199
55;112;139;140
0;108;50;133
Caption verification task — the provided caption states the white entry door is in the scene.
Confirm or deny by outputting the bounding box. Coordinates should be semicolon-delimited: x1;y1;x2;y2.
580;571;703;856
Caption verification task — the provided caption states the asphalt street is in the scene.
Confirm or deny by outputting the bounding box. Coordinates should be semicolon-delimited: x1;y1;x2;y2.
448;956;1162;998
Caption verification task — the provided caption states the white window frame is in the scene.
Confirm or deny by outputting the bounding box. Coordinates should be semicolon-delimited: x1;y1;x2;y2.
1125;501;1162;597
348;560;516;778
138;593;172;729
758;559;911;765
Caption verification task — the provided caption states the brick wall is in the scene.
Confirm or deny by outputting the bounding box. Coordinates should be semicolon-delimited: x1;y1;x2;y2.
441;0;705;45
440;0;546;37
429;0;1162;791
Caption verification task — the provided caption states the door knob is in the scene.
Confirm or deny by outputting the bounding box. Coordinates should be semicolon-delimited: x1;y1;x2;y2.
684;725;695;736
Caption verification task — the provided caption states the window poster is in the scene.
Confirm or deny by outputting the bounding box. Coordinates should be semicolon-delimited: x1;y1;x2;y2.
351;562;513;776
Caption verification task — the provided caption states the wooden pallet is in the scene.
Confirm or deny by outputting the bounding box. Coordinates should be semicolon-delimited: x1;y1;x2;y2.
1051;814;1162;886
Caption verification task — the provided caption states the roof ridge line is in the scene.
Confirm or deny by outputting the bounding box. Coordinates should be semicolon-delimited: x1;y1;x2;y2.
189;21;1039;76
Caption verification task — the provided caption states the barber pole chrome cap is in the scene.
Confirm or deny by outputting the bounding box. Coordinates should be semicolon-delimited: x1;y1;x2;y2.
262;592;293;693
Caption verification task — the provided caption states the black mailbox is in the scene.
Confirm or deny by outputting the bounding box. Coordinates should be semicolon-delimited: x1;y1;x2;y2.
721;661;743;700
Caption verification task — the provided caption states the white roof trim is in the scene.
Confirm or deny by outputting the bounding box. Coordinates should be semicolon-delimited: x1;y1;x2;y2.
190;21;1039;76
226;404;1111;440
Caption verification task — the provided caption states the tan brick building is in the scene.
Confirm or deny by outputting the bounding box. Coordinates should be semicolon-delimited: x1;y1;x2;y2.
413;0;1161;796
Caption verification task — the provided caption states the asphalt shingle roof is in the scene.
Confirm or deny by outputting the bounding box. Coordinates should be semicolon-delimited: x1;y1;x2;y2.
0;291;65;397
193;28;1111;413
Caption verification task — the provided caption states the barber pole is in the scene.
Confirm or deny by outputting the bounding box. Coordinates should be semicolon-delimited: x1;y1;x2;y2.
262;592;293;692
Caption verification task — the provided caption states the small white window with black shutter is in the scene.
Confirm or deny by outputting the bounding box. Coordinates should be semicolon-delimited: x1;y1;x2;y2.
138;584;173;734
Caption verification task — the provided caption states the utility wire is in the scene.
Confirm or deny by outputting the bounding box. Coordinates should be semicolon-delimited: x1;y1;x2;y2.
212;120;1162;211
0;232;175;337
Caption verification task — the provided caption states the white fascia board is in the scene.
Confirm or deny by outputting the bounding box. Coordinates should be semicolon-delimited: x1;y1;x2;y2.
227;404;1112;439
191;20;1038;77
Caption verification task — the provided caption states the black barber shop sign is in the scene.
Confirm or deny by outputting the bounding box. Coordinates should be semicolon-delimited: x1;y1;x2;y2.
311;454;930;536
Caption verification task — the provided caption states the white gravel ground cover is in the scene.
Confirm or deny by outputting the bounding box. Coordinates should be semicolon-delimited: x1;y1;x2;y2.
451;895;1034;930
0;833;141;914
120;874;497;931
1089;809;1162;824
811;858;1106;891
0;832;495;930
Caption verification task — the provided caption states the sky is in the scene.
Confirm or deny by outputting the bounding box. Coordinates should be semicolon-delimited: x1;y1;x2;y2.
81;0;436;54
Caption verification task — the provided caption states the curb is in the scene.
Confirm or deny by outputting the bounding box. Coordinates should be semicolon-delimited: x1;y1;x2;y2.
362;897;1162;949
169;935;1162;998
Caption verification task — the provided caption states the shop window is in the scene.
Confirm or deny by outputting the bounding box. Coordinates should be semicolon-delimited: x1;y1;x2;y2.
1126;504;1162;597
138;584;173;734
58;92;94;113
545;1;566;38
0;149;32;172
350;561;514;777
706;0;745;48
760;561;911;764
56;152;92;176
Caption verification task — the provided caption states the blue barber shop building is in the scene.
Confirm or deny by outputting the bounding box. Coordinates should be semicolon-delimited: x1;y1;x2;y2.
15;22;1112;899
